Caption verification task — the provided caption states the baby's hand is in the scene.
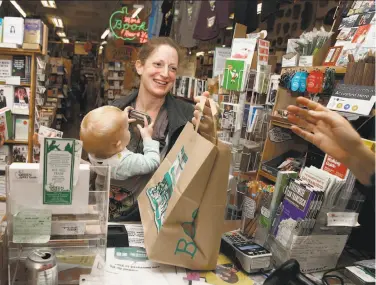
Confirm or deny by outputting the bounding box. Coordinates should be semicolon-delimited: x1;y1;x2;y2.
137;116;154;139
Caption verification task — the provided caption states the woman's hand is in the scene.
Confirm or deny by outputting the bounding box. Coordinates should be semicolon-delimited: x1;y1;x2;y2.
192;92;216;143
287;97;375;185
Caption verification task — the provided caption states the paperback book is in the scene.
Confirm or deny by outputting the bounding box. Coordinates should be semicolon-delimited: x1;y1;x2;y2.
13;86;30;115
0;85;14;109
0;107;13;140
12;145;28;163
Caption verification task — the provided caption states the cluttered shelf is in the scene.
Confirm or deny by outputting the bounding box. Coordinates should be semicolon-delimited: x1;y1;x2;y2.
282;65;346;75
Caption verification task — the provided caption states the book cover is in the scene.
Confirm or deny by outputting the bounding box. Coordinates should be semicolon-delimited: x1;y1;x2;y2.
12;55;26;78
231;38;257;63
222;59;246;91
24;19;43;45
12;145;28;163
176;76;189;98
3;17;24;45
0;107;13;140
246;106;263;132
188;77;196;99
0;85;14;109
0;145;10;167
13;86;30;115
273;181;315;246
339;15;358;29
0;58;12;81
14;117;29;140
354;12;375;26
352;24;371;43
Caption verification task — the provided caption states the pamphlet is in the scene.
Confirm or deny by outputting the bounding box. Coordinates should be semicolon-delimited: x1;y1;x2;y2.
43;138;75;205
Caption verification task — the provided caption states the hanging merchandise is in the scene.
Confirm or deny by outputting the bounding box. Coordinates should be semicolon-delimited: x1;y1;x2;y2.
322;68;335;94
175;0;202;48
193;0;230;41
234;1;258;34
159;0;175;36
306;69;324;94
150;0;164;38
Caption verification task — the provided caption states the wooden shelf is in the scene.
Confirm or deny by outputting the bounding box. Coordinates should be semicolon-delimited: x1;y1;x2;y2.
0;47;41;56
258;169;277;183
5;139;28;144
282;66;346;75
20;83;31;87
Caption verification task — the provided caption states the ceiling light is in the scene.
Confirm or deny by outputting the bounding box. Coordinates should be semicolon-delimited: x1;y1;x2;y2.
257;3;262;14
41;0;56;8
196;52;204;57
229;13;234;19
100;41;107;45
10;1;26;18
208;50;215;54
51;16;63;28
132;4;144;18
99;46;104;50
226;26;233;30
56;31;66;38
62;38;69;44
101;28;110;40
222;45;226;47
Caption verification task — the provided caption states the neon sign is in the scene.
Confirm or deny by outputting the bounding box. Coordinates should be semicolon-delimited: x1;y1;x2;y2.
109;7;148;43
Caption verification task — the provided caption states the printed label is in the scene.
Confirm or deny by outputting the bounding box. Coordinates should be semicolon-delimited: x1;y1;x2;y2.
51;221;86;235
243;196;256;219
13;170;38;182
146;147;188;232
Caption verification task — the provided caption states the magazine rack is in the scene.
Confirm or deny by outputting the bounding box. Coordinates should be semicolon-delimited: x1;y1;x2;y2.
265;172;365;273
5;164;110;285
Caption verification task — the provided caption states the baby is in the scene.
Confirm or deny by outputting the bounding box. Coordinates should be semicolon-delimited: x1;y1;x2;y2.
80;106;160;180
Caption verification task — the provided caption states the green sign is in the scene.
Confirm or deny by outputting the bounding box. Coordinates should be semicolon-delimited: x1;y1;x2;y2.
109;7;148;43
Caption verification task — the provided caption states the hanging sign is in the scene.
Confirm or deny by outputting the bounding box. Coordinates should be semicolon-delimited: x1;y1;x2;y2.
109;6;148;43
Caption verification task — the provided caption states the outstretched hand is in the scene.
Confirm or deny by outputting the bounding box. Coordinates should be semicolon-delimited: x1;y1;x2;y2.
287;97;375;185
287;97;363;165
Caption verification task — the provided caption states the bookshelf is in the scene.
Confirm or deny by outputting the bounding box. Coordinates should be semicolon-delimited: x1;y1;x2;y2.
0;47;40;163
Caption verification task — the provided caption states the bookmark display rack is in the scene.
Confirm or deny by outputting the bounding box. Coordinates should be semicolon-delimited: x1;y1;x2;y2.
6;164;110;284
0;48;41;163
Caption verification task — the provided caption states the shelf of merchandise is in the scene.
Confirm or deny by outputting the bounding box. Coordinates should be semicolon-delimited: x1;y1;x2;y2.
0;48;40;162
281;65;346;75
257;63;347;183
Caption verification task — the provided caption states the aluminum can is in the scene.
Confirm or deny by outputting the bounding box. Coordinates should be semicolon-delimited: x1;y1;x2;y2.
25;249;58;285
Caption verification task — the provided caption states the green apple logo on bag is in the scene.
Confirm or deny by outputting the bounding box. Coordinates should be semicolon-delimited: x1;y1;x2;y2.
175;208;198;258
146;147;188;232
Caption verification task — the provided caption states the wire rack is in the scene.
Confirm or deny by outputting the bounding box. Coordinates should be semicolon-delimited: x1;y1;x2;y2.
220;68;274;221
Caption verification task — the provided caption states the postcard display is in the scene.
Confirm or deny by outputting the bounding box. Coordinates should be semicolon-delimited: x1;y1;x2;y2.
219;38;273;179
6;138;110;284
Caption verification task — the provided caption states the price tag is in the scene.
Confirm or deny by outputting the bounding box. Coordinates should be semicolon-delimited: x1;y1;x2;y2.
51;221;86;235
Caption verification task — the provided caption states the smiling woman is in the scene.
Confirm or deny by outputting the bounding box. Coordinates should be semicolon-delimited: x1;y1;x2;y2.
98;37;216;222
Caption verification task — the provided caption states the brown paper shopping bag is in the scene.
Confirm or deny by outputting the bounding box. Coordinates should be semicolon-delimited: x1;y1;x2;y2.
138;98;231;270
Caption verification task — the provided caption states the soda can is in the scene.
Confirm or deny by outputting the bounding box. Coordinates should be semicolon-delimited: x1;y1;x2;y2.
25;249;58;285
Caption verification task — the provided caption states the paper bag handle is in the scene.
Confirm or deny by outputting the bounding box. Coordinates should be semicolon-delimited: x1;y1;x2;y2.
194;97;219;146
